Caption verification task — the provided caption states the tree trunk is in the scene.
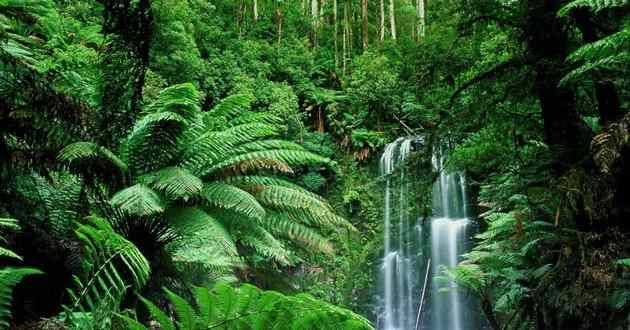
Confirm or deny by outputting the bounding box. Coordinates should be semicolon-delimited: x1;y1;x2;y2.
417;0;426;39
362;0;368;50
312;0;319;47
253;0;258;21
526;0;590;170
343;0;348;73
380;0;385;41
571;8;622;126
276;5;283;52
389;0;396;40
334;0;339;68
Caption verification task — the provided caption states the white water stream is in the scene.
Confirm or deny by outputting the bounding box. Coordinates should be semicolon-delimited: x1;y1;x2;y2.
377;138;479;330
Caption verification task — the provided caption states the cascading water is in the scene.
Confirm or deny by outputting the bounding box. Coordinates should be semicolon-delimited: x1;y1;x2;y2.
378;137;419;330
377;138;480;330
425;143;477;330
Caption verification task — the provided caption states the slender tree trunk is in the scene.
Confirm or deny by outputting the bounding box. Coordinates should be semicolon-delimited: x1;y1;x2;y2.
380;0;385;41
312;0;319;47
276;4;283;52
362;0;368;50
253;0;258;21
417;0;426;39
334;0;339;68
348;0;354;55
389;0;396;40
343;0;348;73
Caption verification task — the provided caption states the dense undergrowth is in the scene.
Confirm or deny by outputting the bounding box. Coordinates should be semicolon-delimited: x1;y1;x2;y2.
1;0;629;329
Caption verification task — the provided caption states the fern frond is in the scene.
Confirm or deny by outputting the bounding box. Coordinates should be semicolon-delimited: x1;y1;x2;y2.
216;158;294;176
560;27;630;84
141;167;203;200
228;111;284;127
144;83;201;122
0;268;43;329
201;149;331;177
122;111;187;174
67;216;150;313
239;226;292;265
263;212;333;254
221;175;328;202
58;142;128;172
127;283;374;330
203;94;254;129
182;123;281;174
559;0;630;16
166;207;240;264
229;139;307;155
0;217;20;259
255;185;332;213
202;182;266;221
111;184;165;216
164;288;197;330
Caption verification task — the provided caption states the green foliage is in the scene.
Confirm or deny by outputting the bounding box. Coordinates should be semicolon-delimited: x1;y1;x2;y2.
122;283;374;330
0;218;43;329
560;25;630;85
66;216;150;313
61;82;351;274
0;268;43;329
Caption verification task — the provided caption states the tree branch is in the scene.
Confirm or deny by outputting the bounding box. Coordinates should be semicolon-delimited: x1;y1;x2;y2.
448;57;529;110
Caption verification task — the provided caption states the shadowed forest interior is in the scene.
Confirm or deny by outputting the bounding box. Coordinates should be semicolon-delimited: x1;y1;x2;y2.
1;0;629;329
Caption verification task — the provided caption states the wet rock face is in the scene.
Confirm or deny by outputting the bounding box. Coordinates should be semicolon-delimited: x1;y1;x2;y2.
410;137;425;152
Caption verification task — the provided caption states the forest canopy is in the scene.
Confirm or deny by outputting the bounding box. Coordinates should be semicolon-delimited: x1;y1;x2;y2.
0;0;629;329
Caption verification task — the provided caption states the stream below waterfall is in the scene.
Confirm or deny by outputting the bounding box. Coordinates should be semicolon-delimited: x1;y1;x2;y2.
376;137;482;330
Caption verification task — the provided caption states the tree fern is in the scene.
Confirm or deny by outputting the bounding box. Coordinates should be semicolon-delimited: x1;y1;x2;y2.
166;207;239;261
141;167;203;200
58;142;128;173
0;268;43;329
203;182;266;221
111;184;165;216
121;283;375;330
60;83;348;275
559;0;630;16
67;216;150;313
0;216;43;329
0;218;20;260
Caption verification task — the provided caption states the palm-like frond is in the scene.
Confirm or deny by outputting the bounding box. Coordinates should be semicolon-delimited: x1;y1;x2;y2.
122;283;375;330
0;268;43;329
59;83;347;270
67;216;150;313
201;149;331;177
111;184;165;216
181;123;281;175
58;142;128;172
0;218;21;260
166;207;239;260
143;83;201;121
202;182;265;221
202;94;254;129
558;0;630;16
141;167;203;200
263;212;333;254
560;26;630;85
239;225;292;265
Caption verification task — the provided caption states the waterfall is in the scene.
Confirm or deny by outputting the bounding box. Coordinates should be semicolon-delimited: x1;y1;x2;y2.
377;138;479;330
426;143;478;330
378;137;418;330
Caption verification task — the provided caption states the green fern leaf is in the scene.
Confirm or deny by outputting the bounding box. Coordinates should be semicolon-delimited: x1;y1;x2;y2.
111;184;165;216
202;182;266;221
141;167;203;200
0;268;43;329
